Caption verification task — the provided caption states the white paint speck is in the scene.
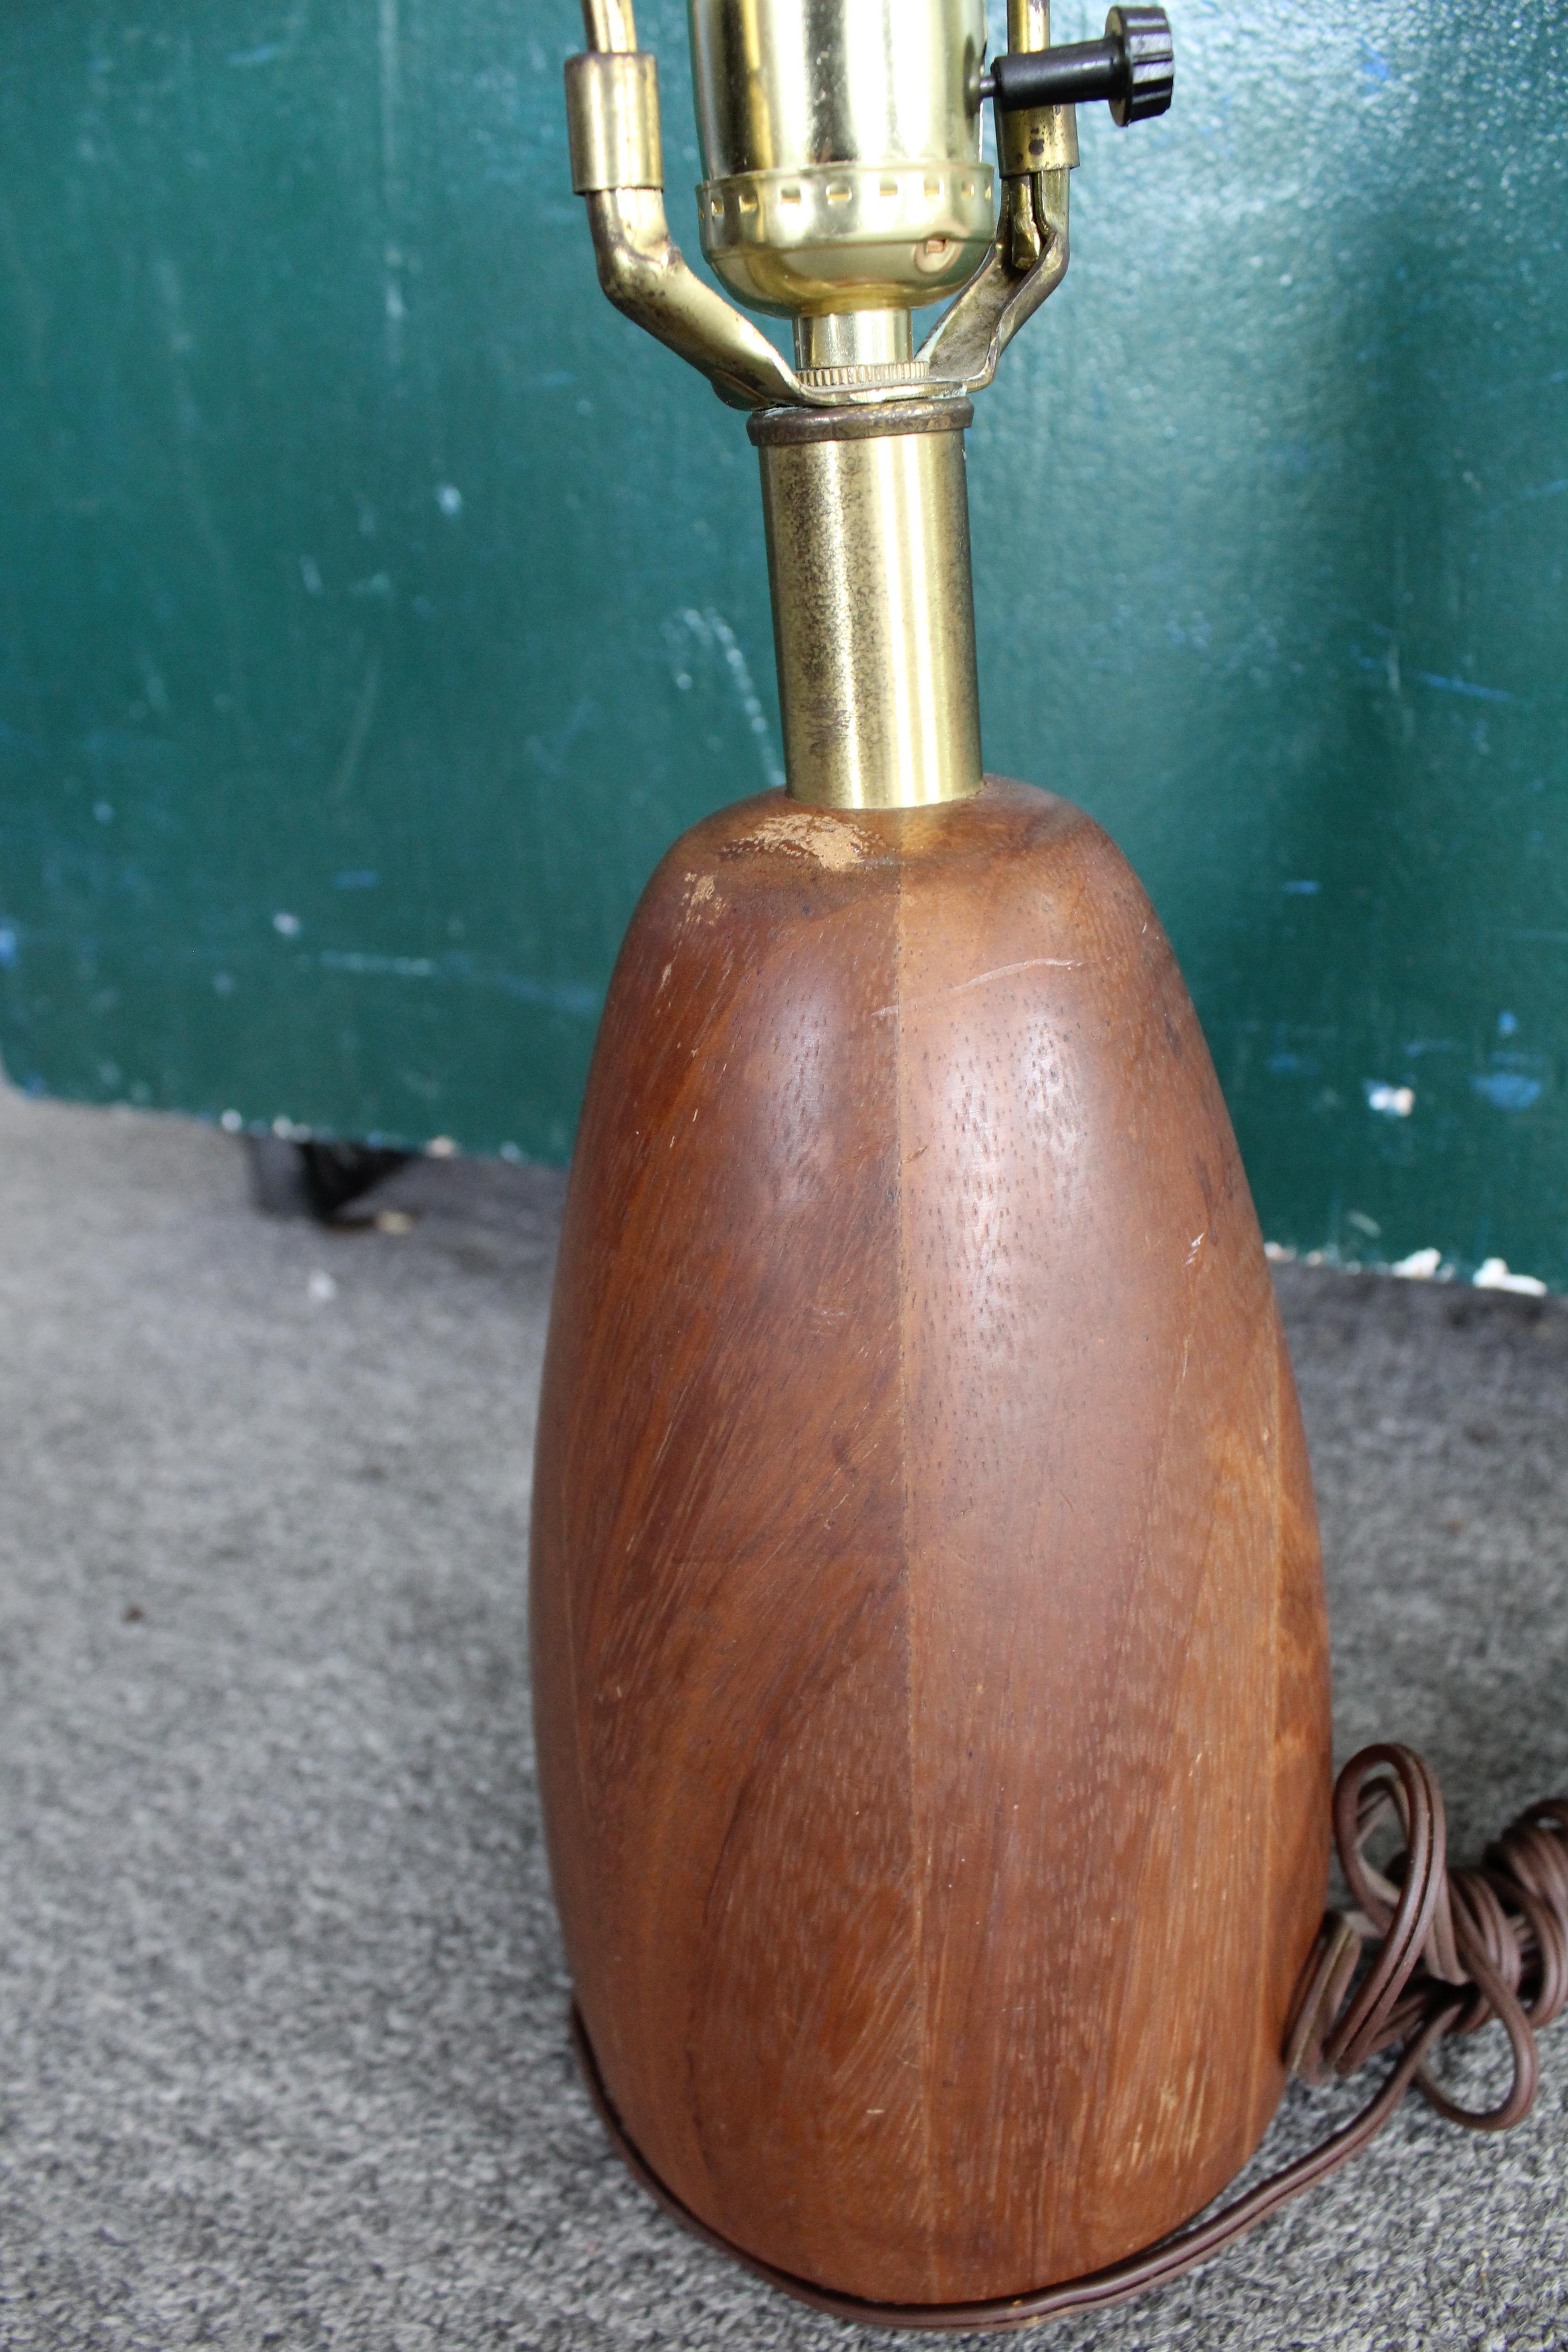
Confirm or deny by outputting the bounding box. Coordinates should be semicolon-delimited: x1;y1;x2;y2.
308;1270;338;1303
1474;1258;1547;1297
220;1109;243;1133
426;1135;457;1159
1392;1247;1441;1280
1365;1081;1414;1117
273;911;302;937
300;556;324;595
436;483;463;518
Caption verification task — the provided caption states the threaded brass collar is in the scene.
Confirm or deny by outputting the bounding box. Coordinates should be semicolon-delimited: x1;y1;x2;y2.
748;397;974;448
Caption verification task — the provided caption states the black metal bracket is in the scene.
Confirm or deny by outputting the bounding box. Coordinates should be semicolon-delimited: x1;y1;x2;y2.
244;1134;412;1221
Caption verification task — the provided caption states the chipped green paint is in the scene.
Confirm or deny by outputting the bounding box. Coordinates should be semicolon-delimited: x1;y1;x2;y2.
0;3;1564;1277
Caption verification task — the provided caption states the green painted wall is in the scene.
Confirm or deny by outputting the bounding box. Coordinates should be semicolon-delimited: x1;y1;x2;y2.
0;2;1564;1279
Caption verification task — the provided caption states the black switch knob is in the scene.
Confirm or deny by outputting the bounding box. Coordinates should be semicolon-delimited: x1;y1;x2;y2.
1105;5;1175;124
982;5;1174;127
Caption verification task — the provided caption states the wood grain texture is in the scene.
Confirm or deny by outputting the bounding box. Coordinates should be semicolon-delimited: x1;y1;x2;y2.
529;778;1332;2306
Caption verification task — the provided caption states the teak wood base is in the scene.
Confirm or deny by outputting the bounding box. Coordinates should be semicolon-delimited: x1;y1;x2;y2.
567;2000;1290;2333
530;779;1333;2309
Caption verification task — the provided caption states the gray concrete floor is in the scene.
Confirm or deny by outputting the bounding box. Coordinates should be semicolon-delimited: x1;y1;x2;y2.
0;1081;1564;2351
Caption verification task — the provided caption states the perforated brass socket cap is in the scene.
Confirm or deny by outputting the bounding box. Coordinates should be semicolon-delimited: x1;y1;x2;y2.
698;162;995;318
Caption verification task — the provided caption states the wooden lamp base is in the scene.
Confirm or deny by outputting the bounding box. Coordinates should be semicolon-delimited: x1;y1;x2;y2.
530;778;1332;2309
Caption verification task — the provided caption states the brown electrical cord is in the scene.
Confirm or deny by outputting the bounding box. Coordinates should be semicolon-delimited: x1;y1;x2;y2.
573;1742;1568;2333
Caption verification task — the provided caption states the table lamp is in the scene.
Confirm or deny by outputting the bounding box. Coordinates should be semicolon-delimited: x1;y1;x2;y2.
530;1;1568;2324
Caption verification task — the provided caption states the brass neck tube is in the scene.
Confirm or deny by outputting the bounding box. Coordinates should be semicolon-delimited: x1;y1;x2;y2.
749;403;982;811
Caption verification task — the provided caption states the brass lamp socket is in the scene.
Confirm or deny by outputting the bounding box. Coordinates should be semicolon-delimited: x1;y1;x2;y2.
690;0;993;318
